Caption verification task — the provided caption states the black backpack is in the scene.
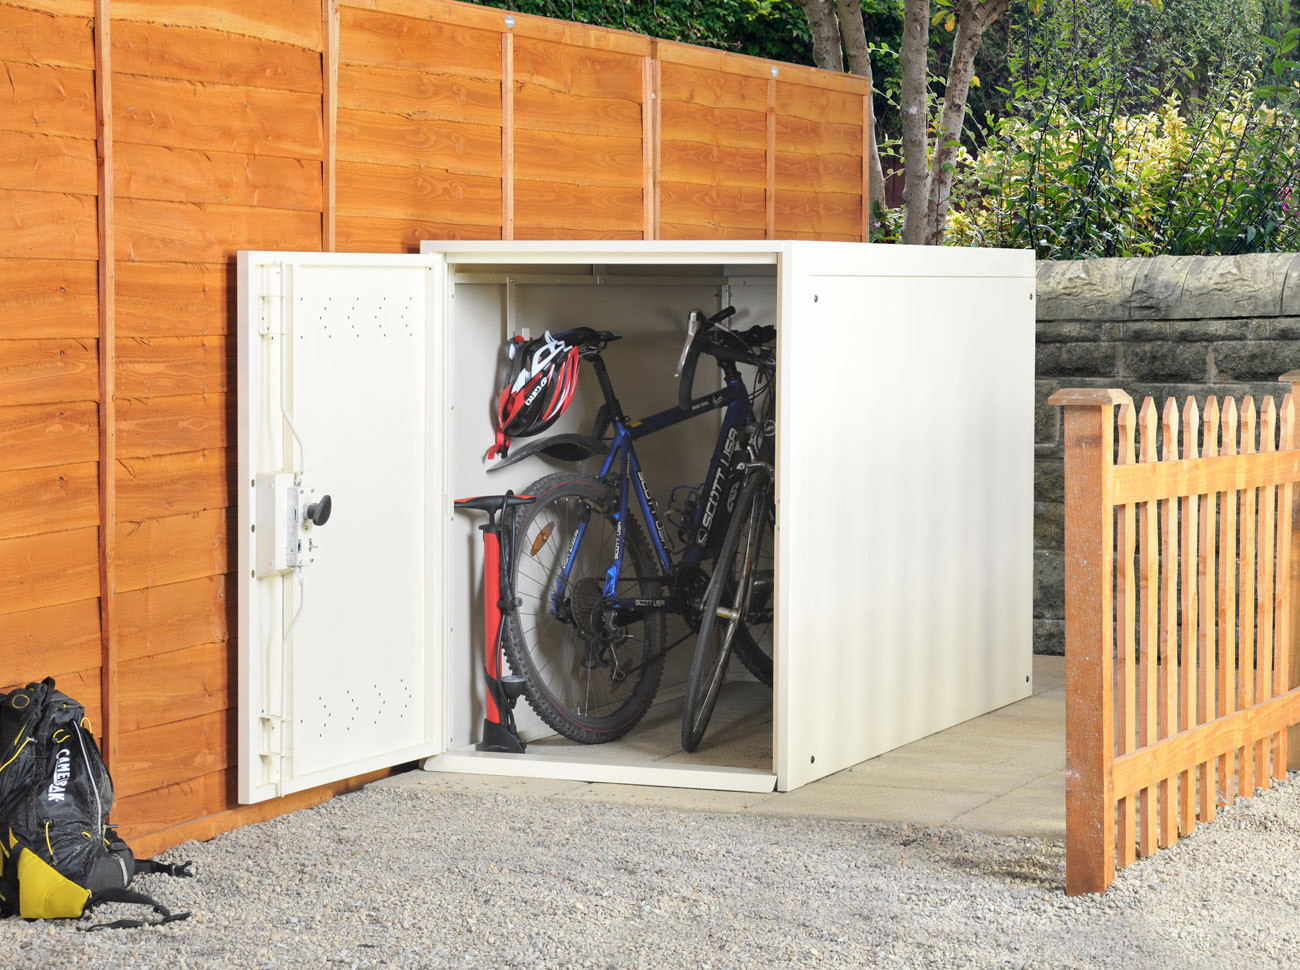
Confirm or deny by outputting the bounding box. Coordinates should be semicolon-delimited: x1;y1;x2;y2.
0;679;193;928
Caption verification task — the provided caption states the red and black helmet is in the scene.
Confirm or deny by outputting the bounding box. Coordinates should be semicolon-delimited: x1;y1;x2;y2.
488;330;582;459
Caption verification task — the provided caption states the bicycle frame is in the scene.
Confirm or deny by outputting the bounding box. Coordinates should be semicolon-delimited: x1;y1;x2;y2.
553;370;756;612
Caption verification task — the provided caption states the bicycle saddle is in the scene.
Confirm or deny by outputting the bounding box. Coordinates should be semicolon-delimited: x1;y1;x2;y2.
563;327;622;348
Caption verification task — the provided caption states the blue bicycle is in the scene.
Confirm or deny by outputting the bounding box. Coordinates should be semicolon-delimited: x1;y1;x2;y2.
500;308;776;747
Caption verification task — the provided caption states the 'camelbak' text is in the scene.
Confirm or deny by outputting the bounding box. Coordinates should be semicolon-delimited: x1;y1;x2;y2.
47;748;72;802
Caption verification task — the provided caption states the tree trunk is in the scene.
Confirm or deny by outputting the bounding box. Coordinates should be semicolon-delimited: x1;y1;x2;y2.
923;0;1009;245
795;0;844;72
899;0;932;245
834;0;886;236
835;0;870;75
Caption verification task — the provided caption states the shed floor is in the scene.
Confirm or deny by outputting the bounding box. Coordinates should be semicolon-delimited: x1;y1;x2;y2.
411;655;1066;839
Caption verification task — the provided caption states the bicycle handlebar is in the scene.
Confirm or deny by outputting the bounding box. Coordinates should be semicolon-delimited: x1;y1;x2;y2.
677;308;773;411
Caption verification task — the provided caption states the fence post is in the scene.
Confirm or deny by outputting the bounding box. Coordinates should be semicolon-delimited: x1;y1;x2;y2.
1050;388;1127;895
1280;372;1300;770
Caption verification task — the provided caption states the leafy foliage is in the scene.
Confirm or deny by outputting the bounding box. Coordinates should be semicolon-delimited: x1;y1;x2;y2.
940;0;1300;257
946;80;1300;257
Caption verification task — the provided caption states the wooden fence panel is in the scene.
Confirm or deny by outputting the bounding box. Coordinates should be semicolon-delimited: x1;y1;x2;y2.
0;0;101;724
89;2;325;819
1240;400;1259;798
1053;386;1300;894
1158;398;1178;847
2;0;871;854
1217;398;1239;807
1115;401;1137;866
658;54;768;239
1136;399;1158;857
511;36;646;237
773;80;863;241
0;598;100;684
336;3;503;250
1196;397;1219;825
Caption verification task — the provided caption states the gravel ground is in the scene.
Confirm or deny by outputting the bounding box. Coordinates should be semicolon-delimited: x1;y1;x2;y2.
4;772;1299;969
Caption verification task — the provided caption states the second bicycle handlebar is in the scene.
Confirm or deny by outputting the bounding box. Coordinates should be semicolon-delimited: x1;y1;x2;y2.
677;307;775;411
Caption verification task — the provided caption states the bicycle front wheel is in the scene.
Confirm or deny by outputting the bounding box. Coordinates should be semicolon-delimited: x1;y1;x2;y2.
730;495;774;687
681;473;771;752
503;473;666;744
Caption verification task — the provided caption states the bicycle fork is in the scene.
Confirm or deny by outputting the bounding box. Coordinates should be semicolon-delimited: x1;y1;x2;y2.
716;467;772;626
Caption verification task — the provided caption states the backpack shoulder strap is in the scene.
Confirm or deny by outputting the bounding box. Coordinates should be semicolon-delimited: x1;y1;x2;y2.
78;887;190;931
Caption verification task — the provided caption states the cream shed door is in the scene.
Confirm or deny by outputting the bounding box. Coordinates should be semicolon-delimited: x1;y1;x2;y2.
237;252;446;804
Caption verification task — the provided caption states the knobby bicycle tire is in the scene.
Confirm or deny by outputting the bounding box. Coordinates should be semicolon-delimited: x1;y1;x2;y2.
730;494;774;687
681;473;771;752
502;473;666;744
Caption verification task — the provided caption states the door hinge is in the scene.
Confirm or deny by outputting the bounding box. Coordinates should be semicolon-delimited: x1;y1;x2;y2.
259;263;286;336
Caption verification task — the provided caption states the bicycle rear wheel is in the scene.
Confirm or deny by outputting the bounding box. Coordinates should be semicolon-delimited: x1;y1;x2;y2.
503;473;666;744
681;473;771;752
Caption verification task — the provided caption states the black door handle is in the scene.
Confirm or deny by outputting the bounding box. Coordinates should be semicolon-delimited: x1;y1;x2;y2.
305;494;332;526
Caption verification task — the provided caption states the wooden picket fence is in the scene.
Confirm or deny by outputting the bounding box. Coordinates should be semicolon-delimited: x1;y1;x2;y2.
1052;375;1300;895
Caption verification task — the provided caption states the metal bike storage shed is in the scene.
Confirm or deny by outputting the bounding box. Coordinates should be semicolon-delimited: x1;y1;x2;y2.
237;241;1035;805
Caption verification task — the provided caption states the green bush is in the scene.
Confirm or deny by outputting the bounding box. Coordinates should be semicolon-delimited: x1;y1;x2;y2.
943;0;1300;258
947;80;1300;257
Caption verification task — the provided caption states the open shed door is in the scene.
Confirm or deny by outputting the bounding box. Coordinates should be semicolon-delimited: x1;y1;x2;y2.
237;252;445;804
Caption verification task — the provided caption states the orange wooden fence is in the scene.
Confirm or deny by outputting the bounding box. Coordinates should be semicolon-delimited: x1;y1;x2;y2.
0;0;869;854
1052;377;1300;895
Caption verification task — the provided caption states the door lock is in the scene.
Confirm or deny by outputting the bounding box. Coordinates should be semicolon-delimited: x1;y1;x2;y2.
305;494;332;527
254;476;331;576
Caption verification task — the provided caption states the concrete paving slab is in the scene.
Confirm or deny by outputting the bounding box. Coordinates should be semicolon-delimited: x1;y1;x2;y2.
950;771;1066;839
984;693;1065;722
1033;655;1065;693
753;782;992;824
892;730;1064;772
938;710;1066;742
820;752;1050;794
409;653;1067;840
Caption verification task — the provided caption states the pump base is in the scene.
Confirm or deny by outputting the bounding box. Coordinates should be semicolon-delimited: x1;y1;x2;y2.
477;719;527;754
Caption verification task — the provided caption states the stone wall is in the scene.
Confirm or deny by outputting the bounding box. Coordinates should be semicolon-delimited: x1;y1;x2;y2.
1034;253;1300;654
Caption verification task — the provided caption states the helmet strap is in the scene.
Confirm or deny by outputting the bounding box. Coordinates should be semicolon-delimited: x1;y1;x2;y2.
486;427;510;460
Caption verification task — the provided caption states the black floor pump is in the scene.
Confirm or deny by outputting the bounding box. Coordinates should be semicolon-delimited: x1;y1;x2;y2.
453;492;534;753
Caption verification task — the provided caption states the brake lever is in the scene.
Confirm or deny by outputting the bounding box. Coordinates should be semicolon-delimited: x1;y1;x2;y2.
674;309;705;379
